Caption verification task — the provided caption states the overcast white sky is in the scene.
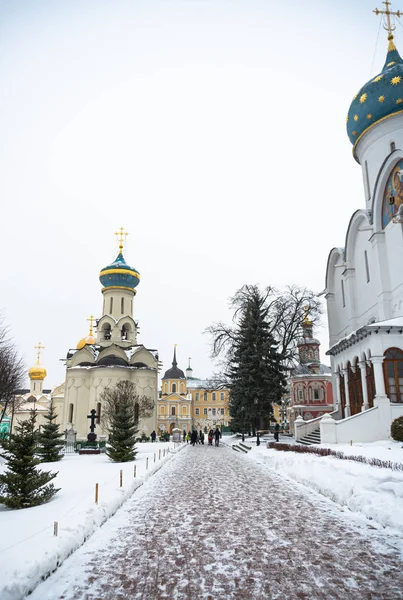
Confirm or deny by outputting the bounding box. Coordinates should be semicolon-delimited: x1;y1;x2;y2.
0;0;398;387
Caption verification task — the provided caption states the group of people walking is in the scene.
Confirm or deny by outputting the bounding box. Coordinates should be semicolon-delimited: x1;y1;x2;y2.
183;428;222;447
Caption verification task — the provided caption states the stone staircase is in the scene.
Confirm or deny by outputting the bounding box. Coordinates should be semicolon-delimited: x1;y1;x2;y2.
297;427;321;446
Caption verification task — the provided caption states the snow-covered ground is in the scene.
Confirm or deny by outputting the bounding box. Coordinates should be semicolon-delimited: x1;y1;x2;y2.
0;441;183;600
2;437;403;599
245;437;403;536
27;442;403;600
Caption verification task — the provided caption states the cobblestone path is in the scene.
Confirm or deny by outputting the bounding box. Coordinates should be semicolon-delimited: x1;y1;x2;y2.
30;444;403;600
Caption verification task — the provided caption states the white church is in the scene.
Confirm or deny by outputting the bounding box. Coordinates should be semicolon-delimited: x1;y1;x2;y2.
296;8;403;444
53;230;159;440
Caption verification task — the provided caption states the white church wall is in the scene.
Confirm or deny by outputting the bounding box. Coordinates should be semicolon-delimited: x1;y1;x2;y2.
63;366;157;440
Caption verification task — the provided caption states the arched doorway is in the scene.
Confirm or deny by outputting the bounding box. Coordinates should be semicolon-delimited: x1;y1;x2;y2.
169;422;176;433
384;348;403;402
339;370;346;419
347;359;363;416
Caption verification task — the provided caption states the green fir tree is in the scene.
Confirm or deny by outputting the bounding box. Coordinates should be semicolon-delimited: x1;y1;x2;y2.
102;381;154;462
0;410;60;509
227;285;287;434
37;402;65;462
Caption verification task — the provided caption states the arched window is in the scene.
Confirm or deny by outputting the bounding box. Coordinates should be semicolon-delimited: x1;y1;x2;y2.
121;298;124;314
172;383;177;393
68;403;74;423
171;406;176;416
96;402;101;424
134;403;139;422
103;324;111;340
384;348;403;402
110;297;113;313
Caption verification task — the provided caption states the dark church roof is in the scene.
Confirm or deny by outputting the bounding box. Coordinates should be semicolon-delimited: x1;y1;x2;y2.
163;346;185;379
97;356;128;367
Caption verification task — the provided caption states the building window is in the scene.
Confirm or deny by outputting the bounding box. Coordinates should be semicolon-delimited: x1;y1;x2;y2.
313;389;319;400
160;406;165;415
391;141;396;152
121;297;124;314
97;402;101;424
203;408;208;415
384;347;403;402
212;408;216;416
341;280;346;308
172;383;176;393
298;390;303;400
195;392;199;401
212;392;216;401
220;392;224;401
364;250;370;283
203;392;207;401
68;403;74;423
182;406;187;415
110;297;113;313
171;406;176;416
220;408;225;415
195;408;200;415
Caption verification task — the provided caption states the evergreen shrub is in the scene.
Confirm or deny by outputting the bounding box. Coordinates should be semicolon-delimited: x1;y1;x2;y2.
391;415;403;442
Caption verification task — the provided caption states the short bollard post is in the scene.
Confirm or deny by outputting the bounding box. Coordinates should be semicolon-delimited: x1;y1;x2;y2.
146;457;149;470
54;521;58;537
154;452;156;463
95;483;99;504
134;464;137;478
120;469;123;488
159;449;161;460
163;448;165;457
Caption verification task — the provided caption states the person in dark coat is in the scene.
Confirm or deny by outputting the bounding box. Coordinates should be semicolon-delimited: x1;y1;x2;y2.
151;430;156;442
200;431;205;445
208;429;214;445
183;430;186;442
214;427;221;447
191;430;198;446
274;423;280;442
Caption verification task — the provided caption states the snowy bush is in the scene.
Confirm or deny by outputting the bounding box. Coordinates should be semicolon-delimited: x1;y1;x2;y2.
391;416;403;442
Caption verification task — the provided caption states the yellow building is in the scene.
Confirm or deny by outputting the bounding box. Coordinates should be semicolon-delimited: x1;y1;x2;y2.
157;348;230;434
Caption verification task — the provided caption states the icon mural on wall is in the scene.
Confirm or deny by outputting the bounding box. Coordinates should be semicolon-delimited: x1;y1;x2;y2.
382;159;403;228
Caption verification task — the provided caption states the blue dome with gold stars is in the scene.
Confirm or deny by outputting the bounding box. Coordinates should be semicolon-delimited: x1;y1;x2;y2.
347;37;403;146
99;252;140;291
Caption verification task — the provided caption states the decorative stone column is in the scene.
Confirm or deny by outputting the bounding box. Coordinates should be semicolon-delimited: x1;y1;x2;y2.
370;355;392;438
358;360;369;411
343;368;351;417
371;356;387;397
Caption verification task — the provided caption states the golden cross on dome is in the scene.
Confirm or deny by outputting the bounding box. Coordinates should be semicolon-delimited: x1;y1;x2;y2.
114;227;129;254
374;1;402;45
87;315;96;336
34;342;45;363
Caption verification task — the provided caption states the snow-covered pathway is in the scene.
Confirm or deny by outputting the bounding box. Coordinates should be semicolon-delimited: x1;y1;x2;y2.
29;444;403;600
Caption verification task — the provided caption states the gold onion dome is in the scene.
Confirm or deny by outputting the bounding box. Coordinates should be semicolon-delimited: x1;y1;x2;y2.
29;342;47;380
28;361;47;381
77;316;97;349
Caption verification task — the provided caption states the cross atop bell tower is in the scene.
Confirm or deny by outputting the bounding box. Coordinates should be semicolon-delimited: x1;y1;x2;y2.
114;227;129;254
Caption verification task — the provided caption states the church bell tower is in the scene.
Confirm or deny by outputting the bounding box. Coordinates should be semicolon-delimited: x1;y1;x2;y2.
96;228;140;348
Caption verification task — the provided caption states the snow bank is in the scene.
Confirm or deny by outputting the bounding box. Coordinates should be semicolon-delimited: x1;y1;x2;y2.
249;440;403;535
0;442;184;600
